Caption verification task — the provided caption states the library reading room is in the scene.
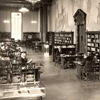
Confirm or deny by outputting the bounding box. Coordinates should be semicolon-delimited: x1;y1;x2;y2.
0;0;100;100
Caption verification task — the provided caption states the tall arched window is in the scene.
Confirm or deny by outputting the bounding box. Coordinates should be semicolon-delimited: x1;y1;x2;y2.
11;12;22;40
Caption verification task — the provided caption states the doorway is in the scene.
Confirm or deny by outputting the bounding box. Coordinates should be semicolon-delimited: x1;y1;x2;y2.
74;9;86;53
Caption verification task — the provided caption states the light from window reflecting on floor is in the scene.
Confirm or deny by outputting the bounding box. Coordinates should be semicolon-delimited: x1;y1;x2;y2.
44;44;49;57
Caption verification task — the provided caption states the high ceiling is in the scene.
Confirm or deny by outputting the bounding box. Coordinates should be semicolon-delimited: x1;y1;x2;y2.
0;0;52;11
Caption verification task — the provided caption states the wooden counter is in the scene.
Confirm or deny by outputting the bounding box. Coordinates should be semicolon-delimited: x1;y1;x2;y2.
0;81;45;100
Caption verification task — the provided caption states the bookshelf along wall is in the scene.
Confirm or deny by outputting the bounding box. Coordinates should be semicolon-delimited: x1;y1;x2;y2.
47;32;54;45
48;31;74;45
23;32;40;40
87;31;100;54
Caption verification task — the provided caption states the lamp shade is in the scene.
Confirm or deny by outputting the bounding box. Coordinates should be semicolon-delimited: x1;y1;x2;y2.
19;7;29;13
26;0;40;3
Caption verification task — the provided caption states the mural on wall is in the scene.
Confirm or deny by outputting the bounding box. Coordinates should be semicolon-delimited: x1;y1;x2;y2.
55;0;87;32
97;3;100;24
74;0;84;9
73;0;100;31
71;0;75;15
51;0;100;32
86;1;100;31
55;2;69;31
87;0;92;24
87;0;92;14
71;0;87;15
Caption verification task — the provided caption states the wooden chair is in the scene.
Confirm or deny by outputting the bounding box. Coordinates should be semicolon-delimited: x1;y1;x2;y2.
22;63;35;82
11;63;22;83
82;61;94;80
0;60;10;83
93;62;100;80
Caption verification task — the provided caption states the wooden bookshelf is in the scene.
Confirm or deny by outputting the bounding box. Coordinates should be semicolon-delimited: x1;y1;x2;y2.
47;32;54;45
47;31;74;61
86;31;100;54
0;32;11;40
47;31;73;45
23;32;40;41
54;32;73;45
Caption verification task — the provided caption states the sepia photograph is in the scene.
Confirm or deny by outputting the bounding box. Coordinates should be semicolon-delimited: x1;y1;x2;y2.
0;0;100;100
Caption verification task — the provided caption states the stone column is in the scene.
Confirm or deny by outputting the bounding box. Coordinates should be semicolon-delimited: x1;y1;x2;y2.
43;5;48;42
40;6;43;42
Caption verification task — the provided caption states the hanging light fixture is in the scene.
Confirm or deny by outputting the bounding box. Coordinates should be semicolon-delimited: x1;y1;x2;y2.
4;10;10;23
19;6;29;13
26;0;40;4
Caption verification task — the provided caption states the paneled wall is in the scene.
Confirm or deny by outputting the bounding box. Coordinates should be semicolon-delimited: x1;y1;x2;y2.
23;11;38;32
0;10;39;32
50;0;100;41
0;10;10;32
